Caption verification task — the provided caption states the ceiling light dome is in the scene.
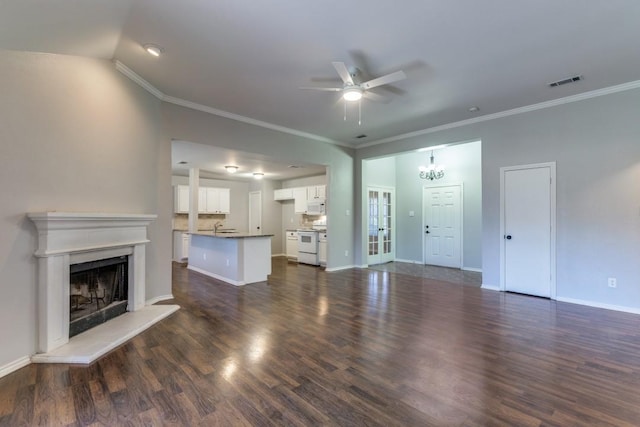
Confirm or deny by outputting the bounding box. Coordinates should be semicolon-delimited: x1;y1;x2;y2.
143;44;164;57
225;165;239;173
343;87;363;102
253;173;264;179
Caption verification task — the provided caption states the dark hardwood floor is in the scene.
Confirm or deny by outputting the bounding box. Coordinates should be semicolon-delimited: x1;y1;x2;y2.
3;258;640;425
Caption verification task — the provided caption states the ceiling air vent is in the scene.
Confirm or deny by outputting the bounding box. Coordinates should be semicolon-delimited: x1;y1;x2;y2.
549;75;583;88
355;134;368;139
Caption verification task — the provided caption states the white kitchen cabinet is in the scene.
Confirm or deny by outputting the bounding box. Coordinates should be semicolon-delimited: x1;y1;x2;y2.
174;185;190;213
173;231;190;261
308;185;326;200
198;188;207;213
206;187;230;214
318;231;327;266
177;186;230;214
293;187;308;213
274;188;294;200
286;230;298;259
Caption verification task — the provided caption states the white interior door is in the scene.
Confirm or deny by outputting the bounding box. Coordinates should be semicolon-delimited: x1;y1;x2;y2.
367;187;395;265
249;191;262;234
501;163;555;298
423;185;462;268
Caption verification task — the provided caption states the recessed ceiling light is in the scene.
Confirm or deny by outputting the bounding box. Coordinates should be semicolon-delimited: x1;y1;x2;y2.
143;44;164;57
253;173;264;180
225;165;239;173
177;161;188;165
468;106;480;112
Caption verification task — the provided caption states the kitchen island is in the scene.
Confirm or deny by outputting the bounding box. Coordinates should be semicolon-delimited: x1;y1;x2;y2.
187;232;273;286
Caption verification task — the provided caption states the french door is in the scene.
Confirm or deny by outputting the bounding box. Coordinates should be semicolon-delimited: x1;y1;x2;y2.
367;187;395;265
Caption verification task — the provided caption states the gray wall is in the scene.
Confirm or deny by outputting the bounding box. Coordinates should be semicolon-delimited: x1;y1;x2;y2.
0;50;171;368
357;88;640;311
250;178;283;255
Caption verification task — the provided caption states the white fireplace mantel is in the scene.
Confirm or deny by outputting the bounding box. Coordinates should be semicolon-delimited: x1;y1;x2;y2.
27;212;173;360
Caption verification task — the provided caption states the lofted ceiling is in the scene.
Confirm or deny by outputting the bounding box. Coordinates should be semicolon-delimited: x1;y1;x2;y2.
3;0;640;173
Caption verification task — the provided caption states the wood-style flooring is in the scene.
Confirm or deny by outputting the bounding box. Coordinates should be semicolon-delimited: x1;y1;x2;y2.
2;258;640;425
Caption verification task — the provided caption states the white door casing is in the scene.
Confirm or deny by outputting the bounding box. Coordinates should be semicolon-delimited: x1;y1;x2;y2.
500;162;556;298
367;187;395;265
423;185;462;268
249;191;262;234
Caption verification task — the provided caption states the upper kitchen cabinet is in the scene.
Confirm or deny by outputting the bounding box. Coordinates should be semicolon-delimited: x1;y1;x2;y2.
206;187;230;214
274;188;294;200
174;185;190;213
293;187;308;213
174;185;231;214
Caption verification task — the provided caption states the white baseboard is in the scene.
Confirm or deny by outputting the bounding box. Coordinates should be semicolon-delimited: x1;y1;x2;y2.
146;294;174;305
357;264;369;269
481;284;500;291
272;253;286;258
462;267;482;273
394;258;422;264
556;297;640;315
325;264;357;272
0;356;31;379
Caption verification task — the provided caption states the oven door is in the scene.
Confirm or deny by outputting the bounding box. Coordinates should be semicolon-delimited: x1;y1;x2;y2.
298;232;318;254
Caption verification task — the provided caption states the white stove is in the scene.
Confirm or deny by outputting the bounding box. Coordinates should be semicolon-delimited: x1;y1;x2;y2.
297;229;319;265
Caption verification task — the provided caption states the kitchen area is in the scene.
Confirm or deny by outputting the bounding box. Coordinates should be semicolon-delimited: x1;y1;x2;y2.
172;170;329;280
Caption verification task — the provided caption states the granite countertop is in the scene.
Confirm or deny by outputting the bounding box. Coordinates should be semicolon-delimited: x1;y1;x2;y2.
190;231;274;239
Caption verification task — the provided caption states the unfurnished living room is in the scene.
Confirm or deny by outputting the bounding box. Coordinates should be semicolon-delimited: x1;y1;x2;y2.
2;1;640;425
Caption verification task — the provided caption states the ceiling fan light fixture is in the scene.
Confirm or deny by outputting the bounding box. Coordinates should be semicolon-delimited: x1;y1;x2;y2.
225;165;239;173
253;172;264;179
343;88;363;102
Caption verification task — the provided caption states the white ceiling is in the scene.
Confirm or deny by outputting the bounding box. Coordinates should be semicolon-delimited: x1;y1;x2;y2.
3;0;640;176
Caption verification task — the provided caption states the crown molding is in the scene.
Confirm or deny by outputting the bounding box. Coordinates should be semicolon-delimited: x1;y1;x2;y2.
356;79;640;149
113;60;347;147
113;60;164;99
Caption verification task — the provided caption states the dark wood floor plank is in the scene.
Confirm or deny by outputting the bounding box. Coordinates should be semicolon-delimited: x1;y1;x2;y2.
5;259;640;424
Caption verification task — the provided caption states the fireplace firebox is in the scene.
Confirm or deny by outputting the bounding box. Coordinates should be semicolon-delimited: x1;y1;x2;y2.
69;256;129;337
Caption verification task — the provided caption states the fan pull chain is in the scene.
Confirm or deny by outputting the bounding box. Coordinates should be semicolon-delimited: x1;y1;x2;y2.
344;100;347;121
358;100;362;126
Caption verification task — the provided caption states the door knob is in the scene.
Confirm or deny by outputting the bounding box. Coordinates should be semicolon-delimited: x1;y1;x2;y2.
505;235;512;240
426;230;430;234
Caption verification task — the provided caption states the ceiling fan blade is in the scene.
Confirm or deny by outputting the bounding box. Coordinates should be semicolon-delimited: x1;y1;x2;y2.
363;91;391;103
361;70;406;89
332;61;354;85
299;86;342;92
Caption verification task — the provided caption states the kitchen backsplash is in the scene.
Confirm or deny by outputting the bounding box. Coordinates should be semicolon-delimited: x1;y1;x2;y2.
173;214;227;230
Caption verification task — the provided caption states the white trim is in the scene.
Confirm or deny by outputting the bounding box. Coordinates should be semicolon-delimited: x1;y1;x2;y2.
357;79;640;148
325;264;357;272
500;162;557;299
556;297;640;316
188;265;245;286
481;284;501;291
146;294;175;305
272;253;286;257
394;258;422;264
462;267;482;273
113;60;164;99
0;356;31;379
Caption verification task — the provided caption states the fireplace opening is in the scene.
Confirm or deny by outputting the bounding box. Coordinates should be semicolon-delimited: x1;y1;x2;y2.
69;256;128;338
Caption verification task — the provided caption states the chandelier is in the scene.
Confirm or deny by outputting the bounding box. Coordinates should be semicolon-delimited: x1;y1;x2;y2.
419;151;445;180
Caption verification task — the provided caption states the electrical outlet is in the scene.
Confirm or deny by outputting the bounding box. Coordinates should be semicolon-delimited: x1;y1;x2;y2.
344;250;349;257
608;277;617;288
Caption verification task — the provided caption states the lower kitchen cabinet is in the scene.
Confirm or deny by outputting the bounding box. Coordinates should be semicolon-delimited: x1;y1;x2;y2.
173;231;190;262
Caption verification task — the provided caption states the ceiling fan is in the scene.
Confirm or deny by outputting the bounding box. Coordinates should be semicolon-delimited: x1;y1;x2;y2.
301;61;406;104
